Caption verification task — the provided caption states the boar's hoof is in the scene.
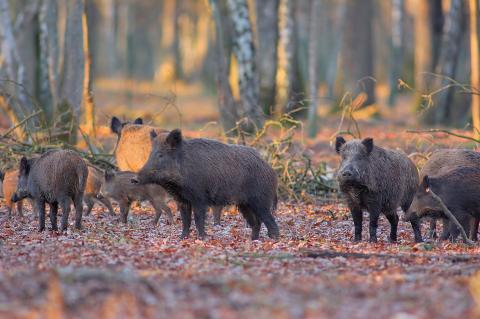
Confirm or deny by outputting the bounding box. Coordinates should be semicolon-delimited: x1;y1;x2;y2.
130;178;139;184
268;231;280;240
180;232;189;240
369;237;378;243
38;226;45;232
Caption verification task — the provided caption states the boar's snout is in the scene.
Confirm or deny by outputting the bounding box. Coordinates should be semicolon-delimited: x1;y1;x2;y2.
131;177;139;184
337;165;360;183
11;193;19;203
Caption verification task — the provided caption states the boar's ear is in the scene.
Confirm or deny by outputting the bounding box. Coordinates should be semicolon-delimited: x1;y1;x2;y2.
19;157;30;175
110;116;122;135
104;170;115;181
133;117;143;125
335;136;346;154
166;129;182;148
149;129;158;141
362;138;374;155
422;175;431;191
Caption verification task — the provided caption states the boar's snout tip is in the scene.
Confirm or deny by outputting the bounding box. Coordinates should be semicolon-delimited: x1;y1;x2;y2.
131;178;139;184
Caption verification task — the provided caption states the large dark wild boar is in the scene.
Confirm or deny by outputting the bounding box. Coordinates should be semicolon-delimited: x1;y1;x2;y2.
11;150;88;231
415;149;480;240
134;129;279;240
408;167;480;241
111;116;225;224
84;165;115;216
0;169;24;218
99;170;173;225
335;136;422;242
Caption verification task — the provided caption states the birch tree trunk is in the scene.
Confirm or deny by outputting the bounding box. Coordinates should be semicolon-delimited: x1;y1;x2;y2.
82;9;95;136
425;0;466;124
469;0;480;138
255;0;279;115
59;0;85;144
307;0;320;137
227;0;264;130
278;0;296;114
326;0;346;99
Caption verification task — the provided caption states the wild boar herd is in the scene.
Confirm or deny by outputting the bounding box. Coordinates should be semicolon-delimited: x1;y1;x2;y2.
0;116;479;243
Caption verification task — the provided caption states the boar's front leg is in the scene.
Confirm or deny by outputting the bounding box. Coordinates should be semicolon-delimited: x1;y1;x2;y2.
351;208;363;242
60;199;71;231
36;199;46;232
469;217;479;241
179;202;192;239
385;212;399;242
409;215;423;243
119;200;131;224
368;207;381;243
193;205;207;239
49;202;58;231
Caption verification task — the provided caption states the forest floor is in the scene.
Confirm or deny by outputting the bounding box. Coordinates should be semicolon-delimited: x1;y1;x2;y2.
1;82;480;318
1;201;479;319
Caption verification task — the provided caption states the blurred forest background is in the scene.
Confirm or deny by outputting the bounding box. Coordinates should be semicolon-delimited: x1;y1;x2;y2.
0;0;479;144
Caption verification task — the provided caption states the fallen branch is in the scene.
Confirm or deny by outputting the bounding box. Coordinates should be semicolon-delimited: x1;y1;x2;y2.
428;188;475;246
303;249;479;261
1;110;43;138
406;129;480;144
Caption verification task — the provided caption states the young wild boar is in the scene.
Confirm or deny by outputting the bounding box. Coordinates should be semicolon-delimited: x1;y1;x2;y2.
408;166;480;241
134;129;279;240
0;169;23;218
84;165;115;216
11;150;88;231
416;149;480;240
111;116;225;224
99;170;173;225
335;136;422;242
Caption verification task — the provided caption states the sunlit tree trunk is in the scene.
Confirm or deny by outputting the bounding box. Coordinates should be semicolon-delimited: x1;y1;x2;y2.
82;9;95;136
469;0;480;138
173;0;183;80
255;0;279;115
388;0;404;107
227;0;264;130
340;0;375;106
59;0;85;144
425;0;466;124
326;0;346;100
307;0;320;137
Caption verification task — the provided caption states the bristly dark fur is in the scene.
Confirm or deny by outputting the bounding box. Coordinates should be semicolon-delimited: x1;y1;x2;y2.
336;137;421;243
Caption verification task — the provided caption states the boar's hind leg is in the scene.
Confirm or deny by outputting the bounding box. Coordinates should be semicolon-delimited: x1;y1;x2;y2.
385;212;399;242
36;199;46;232
250;202;280;240
239;204;261;240
213;206;222;226
49;202;58;231
351;208;363;242
151;199;173;225
428;218;437;239
84;195;95;216
179;203;192;239
193;205;208;239
98;197;115;216
73;194;84;229
16;201;23;217
470;217;479;241
60;199;71;231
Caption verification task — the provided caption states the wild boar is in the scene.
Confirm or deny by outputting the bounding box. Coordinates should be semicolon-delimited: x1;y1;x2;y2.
134;129;279;240
111;116;225;224
84;165;115;216
99;170;173;225
11;149;88;231
416;149;480;240
0;169;23;218
408;166;480;241
335;136;422;242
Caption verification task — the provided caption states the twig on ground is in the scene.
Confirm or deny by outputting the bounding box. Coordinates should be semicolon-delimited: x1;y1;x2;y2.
407;129;480;144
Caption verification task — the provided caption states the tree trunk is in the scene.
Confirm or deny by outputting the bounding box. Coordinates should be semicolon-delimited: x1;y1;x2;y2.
469;0;480;138
59;0;85;144
173;0;183;80
227;0;264;130
82;8;95;136
209;0;239;133
326;0;346;100
388;0;404;107
255;0;279;115
307;0;321;137
430;0;444;70
340;0;375;106
424;0;466;124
